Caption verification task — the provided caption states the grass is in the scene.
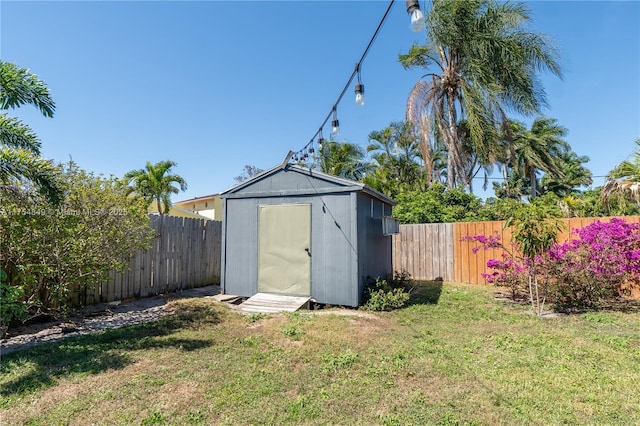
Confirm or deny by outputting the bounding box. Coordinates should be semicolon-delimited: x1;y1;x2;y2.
1;282;640;425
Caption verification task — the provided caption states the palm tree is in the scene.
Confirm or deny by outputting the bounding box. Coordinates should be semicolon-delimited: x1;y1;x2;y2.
367;121;424;187
124;160;187;215
511;117;570;198
400;0;561;189
602;139;640;204
315;140;372;181
0;60;61;203
540;150;592;197
457;119;503;193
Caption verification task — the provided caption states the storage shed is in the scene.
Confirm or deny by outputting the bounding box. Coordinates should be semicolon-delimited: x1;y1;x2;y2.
220;162;397;307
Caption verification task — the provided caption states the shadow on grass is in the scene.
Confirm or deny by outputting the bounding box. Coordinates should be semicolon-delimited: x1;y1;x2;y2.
0;303;220;399
406;279;443;306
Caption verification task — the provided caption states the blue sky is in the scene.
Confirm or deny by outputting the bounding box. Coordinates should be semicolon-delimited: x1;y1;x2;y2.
1;0;639;201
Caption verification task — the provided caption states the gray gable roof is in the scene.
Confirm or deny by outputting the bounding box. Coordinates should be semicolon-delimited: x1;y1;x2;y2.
220;163;395;205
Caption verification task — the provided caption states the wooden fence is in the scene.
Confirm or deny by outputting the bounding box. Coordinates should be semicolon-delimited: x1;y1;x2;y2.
392;223;455;282
393;216;640;285
70;214;640;307
73;215;222;306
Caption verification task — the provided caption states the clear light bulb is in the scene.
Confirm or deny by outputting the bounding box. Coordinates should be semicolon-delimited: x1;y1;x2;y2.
355;82;365;106
332;119;340;136
410;9;426;32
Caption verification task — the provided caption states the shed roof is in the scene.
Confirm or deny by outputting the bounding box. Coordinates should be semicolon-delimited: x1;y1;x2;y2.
219;163;395;205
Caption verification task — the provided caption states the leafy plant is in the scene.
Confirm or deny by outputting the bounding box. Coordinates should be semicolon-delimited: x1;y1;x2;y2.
465;203;564;314
280;312;311;340
0;269;27;337
321;350;359;373
363;275;411;311
245;312;267;323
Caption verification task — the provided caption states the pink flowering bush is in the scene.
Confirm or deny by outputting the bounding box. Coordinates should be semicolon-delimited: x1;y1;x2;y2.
466;218;640;310
541;218;640;308
462;235;529;299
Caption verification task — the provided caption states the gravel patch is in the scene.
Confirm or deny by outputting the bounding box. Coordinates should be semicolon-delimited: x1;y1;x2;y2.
0;285;220;356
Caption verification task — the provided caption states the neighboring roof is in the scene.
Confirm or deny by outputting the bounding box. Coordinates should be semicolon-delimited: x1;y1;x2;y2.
219;163;395;205
148;204;211;220
174;193;221;205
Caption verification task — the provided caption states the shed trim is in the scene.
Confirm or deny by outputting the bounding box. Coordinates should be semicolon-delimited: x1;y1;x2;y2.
219;163;395;206
221;185;366;199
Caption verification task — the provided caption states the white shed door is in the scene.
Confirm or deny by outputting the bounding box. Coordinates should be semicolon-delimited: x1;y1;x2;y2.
258;204;311;296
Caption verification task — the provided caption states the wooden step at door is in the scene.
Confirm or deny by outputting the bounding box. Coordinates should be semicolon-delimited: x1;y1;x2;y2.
238;293;311;314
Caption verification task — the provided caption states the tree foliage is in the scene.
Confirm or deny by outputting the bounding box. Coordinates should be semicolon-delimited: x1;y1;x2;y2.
364;121;429;198
392;183;483;224
602;139;640;208
0;162;154;318
124;160;187;215
314;140;372;181
0;60;61;203
400;0;561;189
234;165;264;184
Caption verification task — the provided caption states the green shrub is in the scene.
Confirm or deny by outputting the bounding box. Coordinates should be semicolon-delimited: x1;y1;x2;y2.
362;273;412;311
364;287;410;311
0;269;27;337
0;162;154;318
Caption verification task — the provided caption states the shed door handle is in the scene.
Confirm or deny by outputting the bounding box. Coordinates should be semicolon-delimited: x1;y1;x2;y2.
305;248;311;257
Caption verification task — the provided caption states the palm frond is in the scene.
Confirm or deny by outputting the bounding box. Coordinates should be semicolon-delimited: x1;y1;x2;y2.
0;146;62;204
0;113;42;153
0;60;55;117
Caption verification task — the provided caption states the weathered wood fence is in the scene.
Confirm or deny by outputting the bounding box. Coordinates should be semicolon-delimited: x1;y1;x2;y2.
75;216;222;306
71;214;640;307
393;216;640;285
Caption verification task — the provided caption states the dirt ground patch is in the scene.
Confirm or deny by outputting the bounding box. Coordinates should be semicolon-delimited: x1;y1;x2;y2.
0;285;221;355
1;286;377;355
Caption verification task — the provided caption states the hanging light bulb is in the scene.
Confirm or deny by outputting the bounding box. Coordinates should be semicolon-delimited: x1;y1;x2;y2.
355;82;365;106
318;129;325;150
331;106;340;136
354;65;365;106
406;0;426;32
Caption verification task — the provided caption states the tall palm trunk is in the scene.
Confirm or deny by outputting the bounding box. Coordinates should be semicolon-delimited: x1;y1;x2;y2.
419;115;434;185
530;169;537;198
502;163;510;198
446;90;459;189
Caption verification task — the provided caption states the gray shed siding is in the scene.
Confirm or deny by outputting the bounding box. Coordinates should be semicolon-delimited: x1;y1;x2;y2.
220;165;394;307
222;192;361;306
356;193;394;299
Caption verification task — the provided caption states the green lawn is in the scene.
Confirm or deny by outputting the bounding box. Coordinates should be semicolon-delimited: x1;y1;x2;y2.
1;282;640;425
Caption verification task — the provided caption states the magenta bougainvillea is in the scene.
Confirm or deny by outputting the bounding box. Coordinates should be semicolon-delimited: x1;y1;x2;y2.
464;218;640;308
542;218;640;307
461;234;528;298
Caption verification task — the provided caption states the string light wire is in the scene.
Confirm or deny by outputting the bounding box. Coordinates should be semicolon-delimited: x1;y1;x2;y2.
292;0;397;160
